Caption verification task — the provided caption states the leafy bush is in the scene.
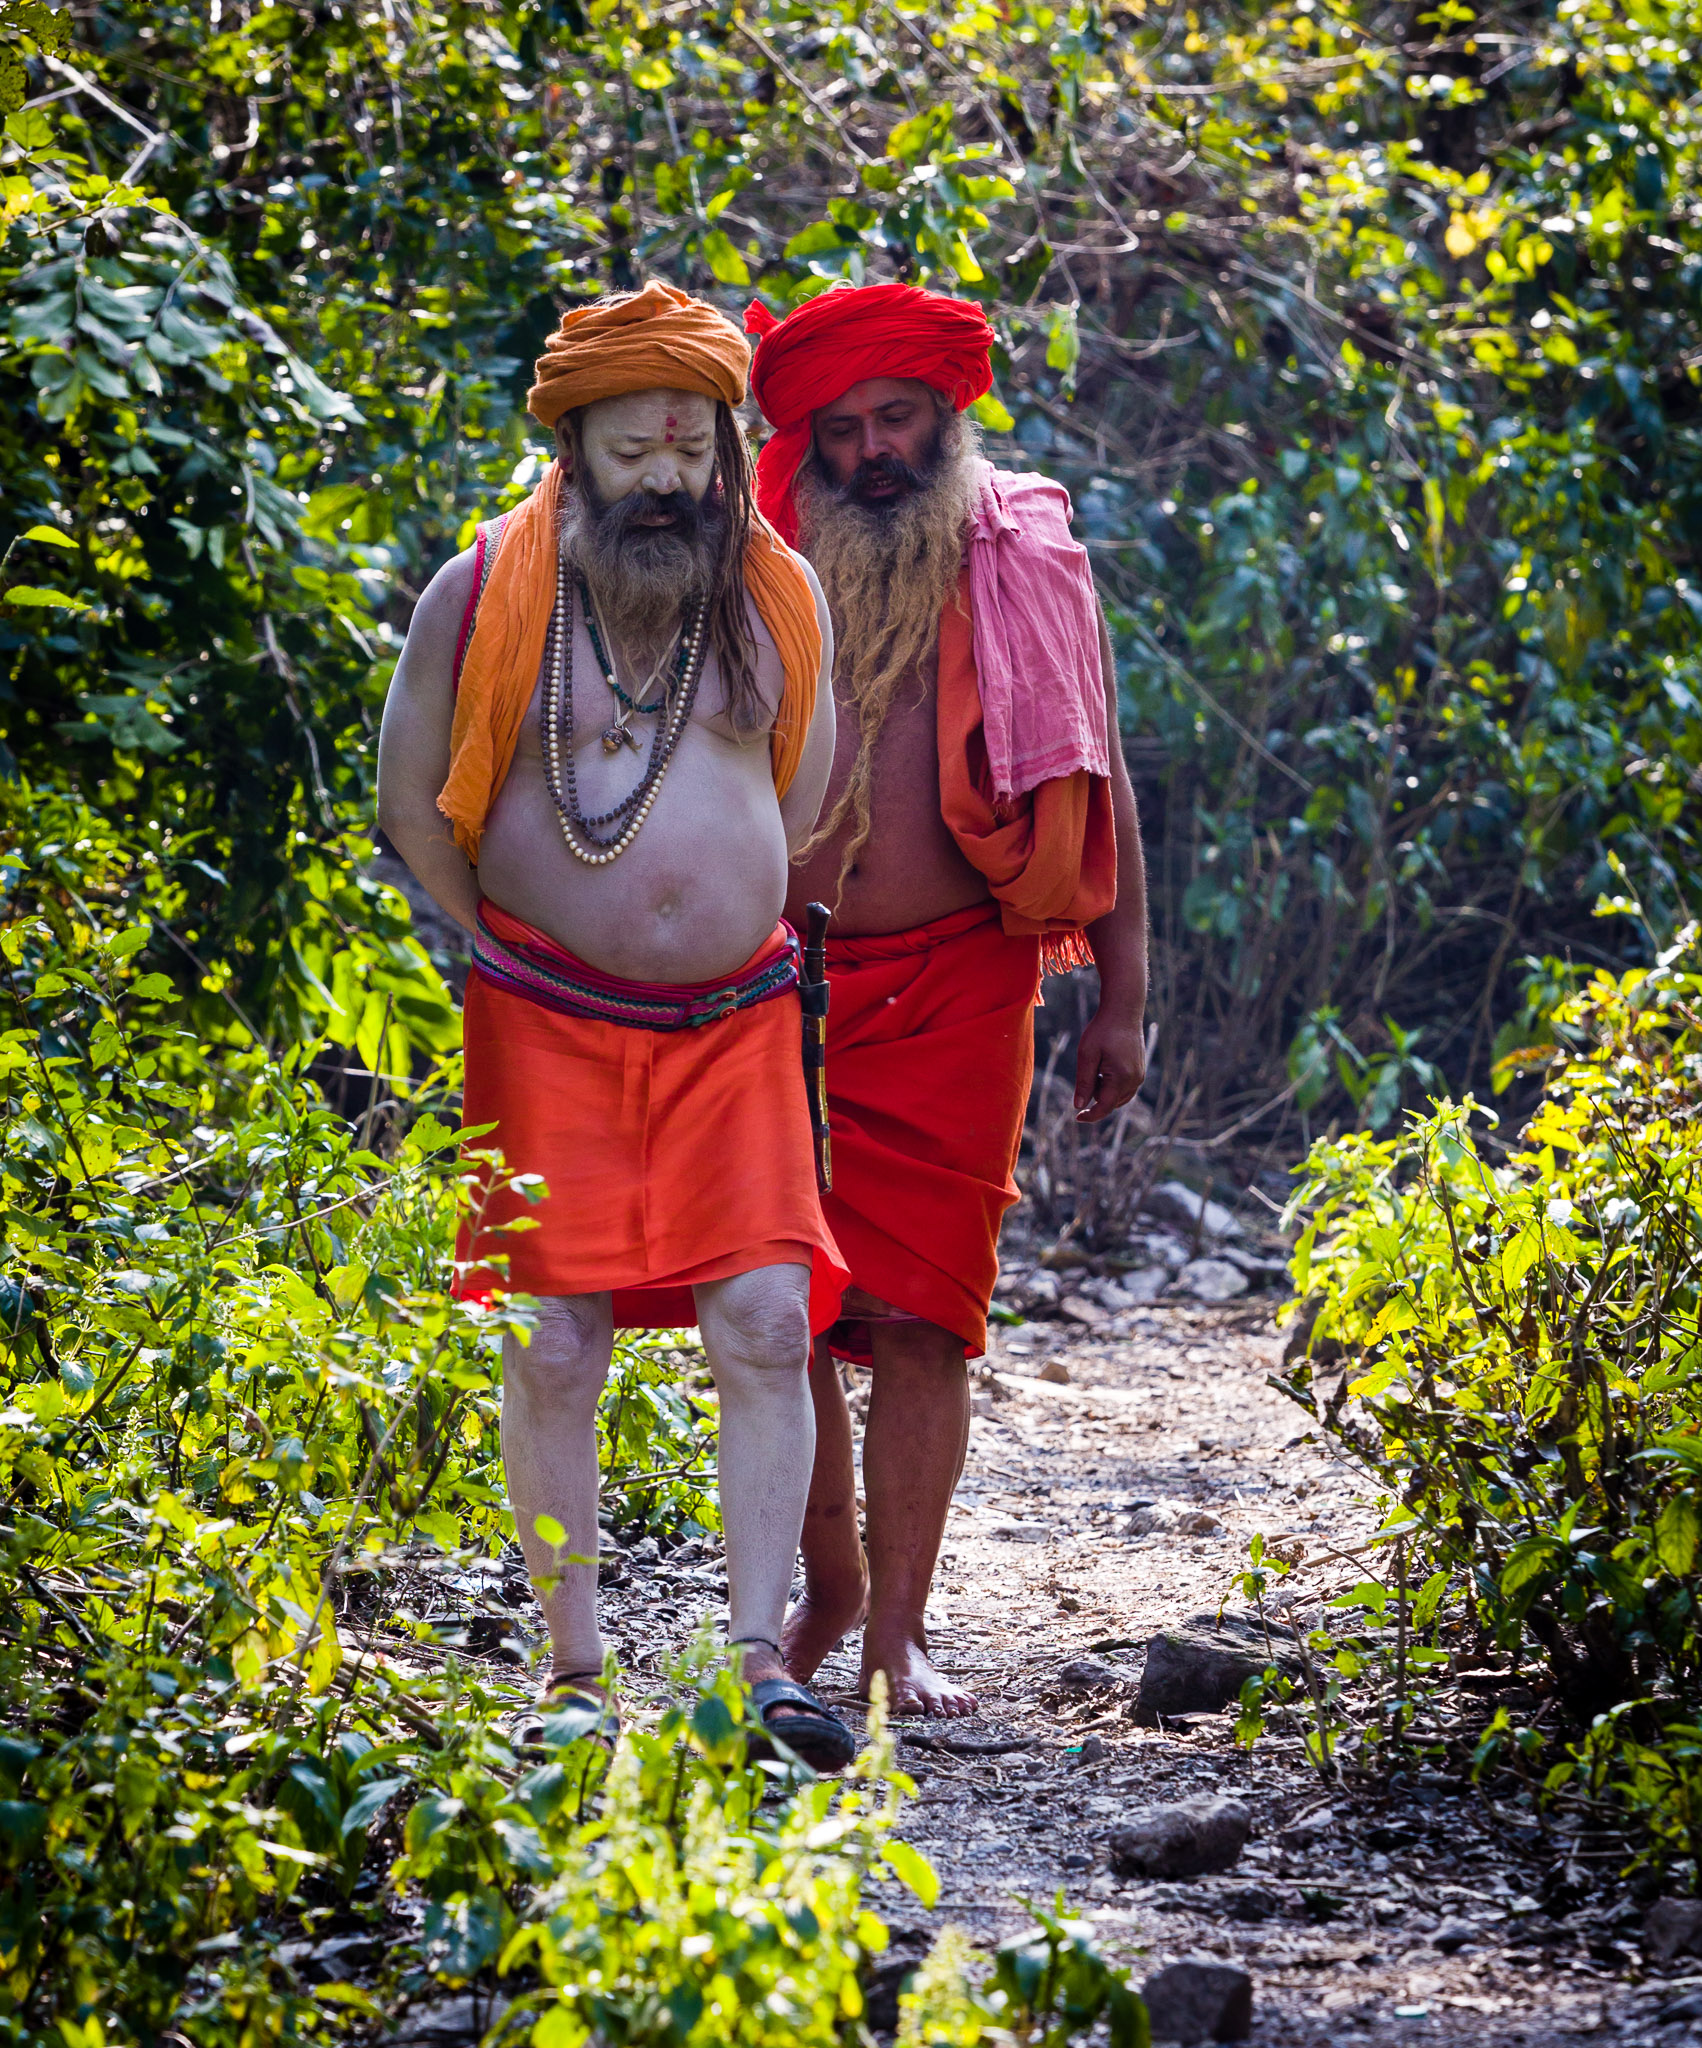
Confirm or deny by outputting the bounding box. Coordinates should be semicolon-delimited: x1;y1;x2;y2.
11;0;1702;1122
1258;917;1702;1865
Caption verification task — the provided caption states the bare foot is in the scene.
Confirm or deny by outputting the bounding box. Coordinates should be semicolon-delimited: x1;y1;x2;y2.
781;1580;869;1683
860;1631;979;1718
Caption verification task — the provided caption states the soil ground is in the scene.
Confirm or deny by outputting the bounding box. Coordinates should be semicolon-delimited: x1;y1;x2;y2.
588;1301;1697;2048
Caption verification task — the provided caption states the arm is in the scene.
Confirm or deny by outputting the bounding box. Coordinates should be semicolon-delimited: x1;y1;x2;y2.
376;549;482;935
1075;600;1150;1123
778;554;837;854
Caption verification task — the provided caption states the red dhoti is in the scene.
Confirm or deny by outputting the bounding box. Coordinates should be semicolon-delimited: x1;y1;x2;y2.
820;903;1042;1360
457;901;849;1332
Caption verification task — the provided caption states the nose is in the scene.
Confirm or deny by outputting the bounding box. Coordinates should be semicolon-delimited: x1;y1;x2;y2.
858;418;885;461
640;455;683;496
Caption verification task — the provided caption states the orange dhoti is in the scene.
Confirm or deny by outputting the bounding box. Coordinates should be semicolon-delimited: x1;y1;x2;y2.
820;903;1042;1360
457;902;849;1332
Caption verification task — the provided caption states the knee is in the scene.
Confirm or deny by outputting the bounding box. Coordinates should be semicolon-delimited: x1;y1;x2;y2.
705;1277;812;1379
504;1298;610;1409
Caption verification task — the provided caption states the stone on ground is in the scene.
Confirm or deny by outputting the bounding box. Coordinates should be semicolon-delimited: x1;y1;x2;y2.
1132;1615;1294;1723
1144;1182;1245;1241
1108;1793;1252;1878
1645;1897;1702;1964
1056;1655;1122;1692
1139;1958;1254;2043
1175;1257;1248;1303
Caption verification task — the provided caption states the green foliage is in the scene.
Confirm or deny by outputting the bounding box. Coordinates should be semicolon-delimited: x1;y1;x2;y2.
7;0;1702;1115
0;784;1145;2048
1261;923;1702;1860
898;1911;1150;2048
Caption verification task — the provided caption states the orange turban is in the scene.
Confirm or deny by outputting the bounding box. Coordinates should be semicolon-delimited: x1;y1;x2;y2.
526;280;750;427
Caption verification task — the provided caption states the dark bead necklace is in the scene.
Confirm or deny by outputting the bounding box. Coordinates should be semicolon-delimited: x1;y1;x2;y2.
540;560;708;866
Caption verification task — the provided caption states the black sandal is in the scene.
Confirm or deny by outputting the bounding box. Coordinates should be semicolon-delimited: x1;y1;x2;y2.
730;1638;856;1773
509;1670;619;1757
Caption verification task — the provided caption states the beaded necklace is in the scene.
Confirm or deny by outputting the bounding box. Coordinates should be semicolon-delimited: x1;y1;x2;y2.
579;572;683;751
540;548;708;867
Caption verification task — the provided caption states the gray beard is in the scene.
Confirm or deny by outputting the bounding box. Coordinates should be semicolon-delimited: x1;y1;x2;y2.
560;485;725;655
793;419;984;695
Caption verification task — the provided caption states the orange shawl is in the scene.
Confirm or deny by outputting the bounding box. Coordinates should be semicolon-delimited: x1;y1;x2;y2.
437;463;822;864
937;568;1115;970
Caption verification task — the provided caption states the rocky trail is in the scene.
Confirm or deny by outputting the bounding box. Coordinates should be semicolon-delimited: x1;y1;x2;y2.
599;1249;1702;2045
359;1182;1702;2046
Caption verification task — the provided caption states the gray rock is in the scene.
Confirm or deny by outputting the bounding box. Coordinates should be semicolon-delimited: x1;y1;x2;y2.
1133;1615;1295;1724
1119;1265;1171;1302
1175;1258;1249;1303
1019;1270;1061;1312
1058;1656;1121;1692
1431;1916;1477;1953
1108;1794;1252;1879
1648;1899;1702;1964
1659;1992;1702;2026
1062;1850;1094;1871
1076;1734;1108;1765
1140;1959;1253;2043
1060;1295;1108;1328
1218;1884;1279;1923
1127;1502;1227;1539
1133;1231;1191;1271
991;1521;1055;1543
861;1931;931;2034
274;1934;380;1984
1144;1182;1245;1243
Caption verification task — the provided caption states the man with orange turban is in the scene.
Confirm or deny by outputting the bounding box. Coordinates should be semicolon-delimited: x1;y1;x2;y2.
745;281;1149;1717
376;281;856;1769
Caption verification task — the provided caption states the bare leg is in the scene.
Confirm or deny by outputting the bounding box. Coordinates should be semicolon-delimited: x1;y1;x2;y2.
501;1294;613;1693
695;1263;815;1703
783;1340;870;1681
860;1319;978;1717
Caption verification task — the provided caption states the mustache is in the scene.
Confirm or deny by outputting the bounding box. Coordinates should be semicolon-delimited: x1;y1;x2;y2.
839;453;932;504
583;482;705;544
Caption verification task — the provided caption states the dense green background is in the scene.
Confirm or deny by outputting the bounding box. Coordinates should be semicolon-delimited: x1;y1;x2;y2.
7;0;1702;1132
10;5;1702;2036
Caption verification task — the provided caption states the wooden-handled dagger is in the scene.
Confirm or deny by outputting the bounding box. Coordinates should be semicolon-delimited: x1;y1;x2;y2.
801;900;832;1195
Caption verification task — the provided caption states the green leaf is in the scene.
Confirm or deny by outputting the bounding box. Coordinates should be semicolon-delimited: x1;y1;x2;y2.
1045;302;1081;390
970;391;1015;432
1501;1539;1558;1597
3;585;92;611
0;1799;47;1865
1656;1493;1700;1576
880;1838;939;1907
340;1777;406;1837
21;524;74;549
700;230;751;287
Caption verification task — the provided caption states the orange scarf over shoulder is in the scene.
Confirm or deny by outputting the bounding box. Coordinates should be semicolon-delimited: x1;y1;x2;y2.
437;462;822;864
937;567;1115;970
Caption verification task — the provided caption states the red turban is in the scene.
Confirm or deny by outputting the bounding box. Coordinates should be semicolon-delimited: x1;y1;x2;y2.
743;282;995;543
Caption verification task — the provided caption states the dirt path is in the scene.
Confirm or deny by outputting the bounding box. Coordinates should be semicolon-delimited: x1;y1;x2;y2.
596;1300;1687;2046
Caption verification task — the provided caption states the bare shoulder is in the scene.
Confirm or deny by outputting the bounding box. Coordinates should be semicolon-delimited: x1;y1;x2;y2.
403;545;480;658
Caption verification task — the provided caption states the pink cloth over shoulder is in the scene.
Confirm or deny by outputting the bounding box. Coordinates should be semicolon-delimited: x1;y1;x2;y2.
967;464;1111;804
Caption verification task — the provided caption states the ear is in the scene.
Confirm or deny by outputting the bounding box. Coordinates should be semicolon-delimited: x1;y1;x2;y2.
553;421;573;475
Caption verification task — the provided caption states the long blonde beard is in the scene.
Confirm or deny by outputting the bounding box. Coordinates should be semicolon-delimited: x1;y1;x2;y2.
794;422;983;896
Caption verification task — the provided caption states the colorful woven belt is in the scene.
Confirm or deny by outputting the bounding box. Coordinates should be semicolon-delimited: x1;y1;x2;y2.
472;911;800;1031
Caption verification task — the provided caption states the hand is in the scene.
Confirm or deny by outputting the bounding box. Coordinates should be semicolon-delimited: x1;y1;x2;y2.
1073;1004;1148;1124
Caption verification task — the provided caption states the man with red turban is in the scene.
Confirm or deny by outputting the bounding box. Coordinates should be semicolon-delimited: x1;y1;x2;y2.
746;281;1149;1717
377;281;855;1768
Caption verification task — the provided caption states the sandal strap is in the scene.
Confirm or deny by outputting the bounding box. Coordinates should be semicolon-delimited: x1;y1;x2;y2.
750;1675;846;1725
729;1635;781;1655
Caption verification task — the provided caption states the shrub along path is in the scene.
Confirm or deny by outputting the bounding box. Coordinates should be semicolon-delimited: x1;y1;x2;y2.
589;1304;1690;2046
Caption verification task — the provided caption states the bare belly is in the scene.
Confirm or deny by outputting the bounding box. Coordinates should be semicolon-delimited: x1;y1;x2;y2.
784;660;988;938
477;722;790;983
